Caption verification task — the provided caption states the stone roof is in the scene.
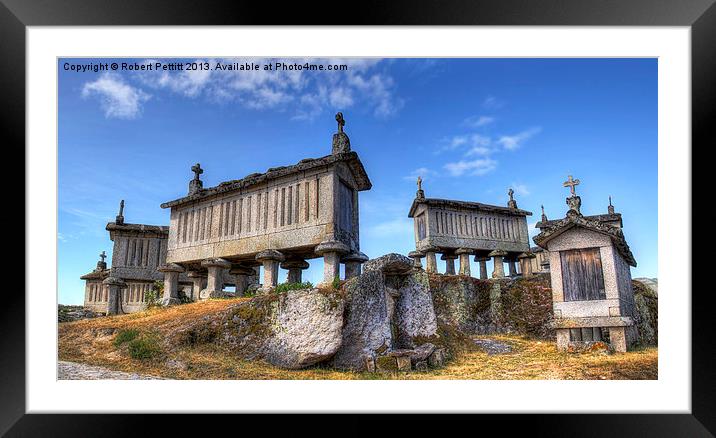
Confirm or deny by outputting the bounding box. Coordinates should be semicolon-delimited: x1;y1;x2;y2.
106;222;169;234
80;269;109;280
536;213;622;229
408;197;532;218
161;151;371;209
532;211;636;267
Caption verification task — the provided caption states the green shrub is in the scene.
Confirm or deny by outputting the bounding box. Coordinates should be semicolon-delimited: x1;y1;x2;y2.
332;276;341;290
145;281;163;307
274;281;314;293
128;335;161;360
113;329;139;347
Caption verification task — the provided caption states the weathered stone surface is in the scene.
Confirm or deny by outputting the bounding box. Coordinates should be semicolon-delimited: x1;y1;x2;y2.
394;271;438;348
633;279;658;345
217;288;344;369
363;253;413;275
427;348;446;367
409;343;436;363
473;339;512;355
332;270;392;370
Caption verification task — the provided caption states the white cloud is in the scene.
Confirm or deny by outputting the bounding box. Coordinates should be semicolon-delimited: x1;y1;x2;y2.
81;73;150;119
511;183;530;196
403;167;436;181
482;95;505;109
463;115;495;128
444;158;497;177
498;127;542;151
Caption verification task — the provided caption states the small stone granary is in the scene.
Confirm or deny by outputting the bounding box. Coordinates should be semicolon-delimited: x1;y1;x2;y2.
80;202;251;314
407;178;534;279
533;176;638;352
157;113;372;304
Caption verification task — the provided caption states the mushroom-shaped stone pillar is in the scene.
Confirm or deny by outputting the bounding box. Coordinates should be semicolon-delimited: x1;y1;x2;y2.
488;250;508;278
507;257;518;277
255;250;285;291
441;253;458;275
158;263;185;306
518;252;536;278
199;258;231;299
423;246;439;274
408;250;425;269
456;248;472;276
342;252;369;279
102;273;126;315
280;259;310;284
186;271;207;301
315;240;350;284
229;265;255;296
474;255;489;280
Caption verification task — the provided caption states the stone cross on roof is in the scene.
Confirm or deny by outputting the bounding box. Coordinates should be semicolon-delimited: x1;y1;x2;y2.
417;176;423;191
563;175;580;196
336;112;345;133
99;251;106;263
508;188;514;201
191;163;204;181
115;199;125;225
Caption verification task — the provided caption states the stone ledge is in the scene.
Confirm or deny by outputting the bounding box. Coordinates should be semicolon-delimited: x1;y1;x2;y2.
551;316;634;329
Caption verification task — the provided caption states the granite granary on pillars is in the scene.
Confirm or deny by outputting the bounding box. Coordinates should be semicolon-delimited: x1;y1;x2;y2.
533;176;638;352
408;178;532;279
158;113;372;301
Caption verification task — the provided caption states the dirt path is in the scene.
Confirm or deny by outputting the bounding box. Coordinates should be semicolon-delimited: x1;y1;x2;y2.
58;361;165;380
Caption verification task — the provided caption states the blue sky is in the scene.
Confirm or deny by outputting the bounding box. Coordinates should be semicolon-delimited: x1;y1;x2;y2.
58;58;657;304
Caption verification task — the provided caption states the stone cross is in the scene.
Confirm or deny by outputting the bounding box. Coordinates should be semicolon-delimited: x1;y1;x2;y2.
118;199;124;216
417;176;423;191
563;175;580;196
191;163;203;181
99;251;107;263
508;188;514;201
335;112;345;133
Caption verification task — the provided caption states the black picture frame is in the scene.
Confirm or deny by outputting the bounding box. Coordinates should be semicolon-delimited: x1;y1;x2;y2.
2;0;713;435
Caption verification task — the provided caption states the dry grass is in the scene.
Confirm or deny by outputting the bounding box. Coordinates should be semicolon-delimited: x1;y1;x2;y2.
59;300;657;380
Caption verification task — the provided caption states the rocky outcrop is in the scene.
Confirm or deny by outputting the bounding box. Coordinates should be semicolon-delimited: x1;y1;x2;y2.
176;288;345;369
633;279;658;345
394;271;438;348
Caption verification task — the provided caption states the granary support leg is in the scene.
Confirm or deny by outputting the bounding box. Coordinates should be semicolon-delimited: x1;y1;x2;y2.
508;258;518;277
103;274;126;315
489;250;507;279
475;256;489;280
315;240;350;285
158;263;184;305
456;248;472;276
280;259;310;284
518;253;535;278
342;252;369;280
187;271;207;301
424;248;438;273
229;265;255;296
441;253;457;275
408;251;425;269
255;250;285;292
200;258;232;299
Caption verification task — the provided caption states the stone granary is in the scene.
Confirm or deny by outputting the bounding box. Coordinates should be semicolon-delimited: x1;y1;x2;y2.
158;113;372;303
80;201;243;314
533;176;638;352
407;179;533;279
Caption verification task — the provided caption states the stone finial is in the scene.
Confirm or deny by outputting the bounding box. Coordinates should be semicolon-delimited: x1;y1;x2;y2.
507;188;518;209
416;175;425;199
96;250;108;271
115;199;125;225
541;205;548;222
332;112;351;155
189;163;204;195
563;175;580;196
563;175;582;215
608;196;615;214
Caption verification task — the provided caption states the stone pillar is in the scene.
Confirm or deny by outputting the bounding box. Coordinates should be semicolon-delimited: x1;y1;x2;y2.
186;271;207;301
609;327;629;353
315;240;350;285
158;263;184;306
424;247;439;274
229;265;255;296
441;253;457;275
280;259;310;284
408;251;425;269
102;274;126;315
488;250;507;278
341;252;369;280
199;258;231;299
518;252;536;278
508;258;518;277
474;256;489;280
255;250;285;292
456;248;472;276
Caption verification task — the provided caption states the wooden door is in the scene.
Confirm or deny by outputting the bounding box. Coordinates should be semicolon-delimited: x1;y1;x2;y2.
560;247;606;301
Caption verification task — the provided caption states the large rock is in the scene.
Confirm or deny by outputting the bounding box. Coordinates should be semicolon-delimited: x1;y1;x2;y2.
633;279;658;345
395;271;438;348
214;288;344;369
332;270;392;370
363;253;413;275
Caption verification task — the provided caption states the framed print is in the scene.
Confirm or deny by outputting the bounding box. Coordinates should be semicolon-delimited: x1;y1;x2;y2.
3;0;714;435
